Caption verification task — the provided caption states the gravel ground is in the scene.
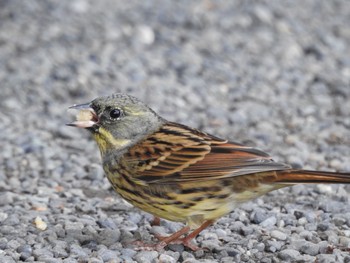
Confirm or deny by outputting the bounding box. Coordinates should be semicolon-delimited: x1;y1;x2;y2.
1;0;350;262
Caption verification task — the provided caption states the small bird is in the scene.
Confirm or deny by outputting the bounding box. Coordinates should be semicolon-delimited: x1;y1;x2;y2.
68;93;350;251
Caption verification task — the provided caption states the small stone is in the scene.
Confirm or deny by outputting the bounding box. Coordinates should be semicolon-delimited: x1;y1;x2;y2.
135;251;158;263
136;25;155;45
200;240;219;251
316;185;333;194
84;258;102;263
7;239;20;250
164;251;180;262
251;208;268;224
34;216;47;230
97;228;121;246
255;243;265;252
279;249;301;261
316;254;337;263
202;232;218;240
270;230;287;241
3;214;20;226
260;216;277;228
230;221;244;232
332;216;347;226
65;222;84;236
0;192;14;206
297;217;308;226
69;244;88;258
293;210;304;219
159;254;177;263
97;247;120;262
120;248;137;259
317;223;329;231
318;241;330;254
241;226;254;236
300;241;319;256
265;240;283;252
299;230;313;240
0;212;8;223
215;229;227;238
226;248;240;257
17;244;32;260
97;218;117;229
339;236;350;247
33;248;54;259
182;251;195;261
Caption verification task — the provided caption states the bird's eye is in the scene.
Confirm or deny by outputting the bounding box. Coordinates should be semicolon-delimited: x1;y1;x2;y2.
109;109;122;119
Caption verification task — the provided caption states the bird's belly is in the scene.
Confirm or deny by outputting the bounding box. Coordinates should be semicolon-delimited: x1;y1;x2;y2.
108;169;281;228
153;185;280;228
172;183;280;228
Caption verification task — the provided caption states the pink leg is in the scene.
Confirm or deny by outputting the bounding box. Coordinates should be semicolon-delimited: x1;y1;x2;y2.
133;225;191;251
152;220;214;251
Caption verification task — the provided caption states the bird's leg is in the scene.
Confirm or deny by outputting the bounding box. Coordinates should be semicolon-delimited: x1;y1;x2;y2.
180;220;214;250
154;220;214;251
133;225;191;251
154;225;191;250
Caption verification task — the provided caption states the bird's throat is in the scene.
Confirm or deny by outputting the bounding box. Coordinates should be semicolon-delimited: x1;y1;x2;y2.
93;127;131;155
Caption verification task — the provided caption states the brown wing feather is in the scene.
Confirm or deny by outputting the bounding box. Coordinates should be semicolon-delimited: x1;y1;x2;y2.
124;122;290;184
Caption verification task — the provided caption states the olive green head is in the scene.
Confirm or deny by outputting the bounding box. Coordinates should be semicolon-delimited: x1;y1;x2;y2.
68;93;164;153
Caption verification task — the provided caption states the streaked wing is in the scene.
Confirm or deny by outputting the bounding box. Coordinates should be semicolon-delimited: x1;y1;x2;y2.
124;122;290;184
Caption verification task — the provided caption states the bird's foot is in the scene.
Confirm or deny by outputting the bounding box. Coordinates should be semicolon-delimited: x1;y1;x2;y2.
130;220;214;251
154;234;200;251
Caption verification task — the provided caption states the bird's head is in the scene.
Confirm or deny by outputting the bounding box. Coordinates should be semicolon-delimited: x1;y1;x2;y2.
68;93;164;154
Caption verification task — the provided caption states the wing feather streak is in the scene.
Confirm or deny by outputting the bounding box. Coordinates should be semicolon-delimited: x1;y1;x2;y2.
124;122;290;184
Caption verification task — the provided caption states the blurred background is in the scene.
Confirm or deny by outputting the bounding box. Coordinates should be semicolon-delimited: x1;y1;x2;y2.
1;0;350;262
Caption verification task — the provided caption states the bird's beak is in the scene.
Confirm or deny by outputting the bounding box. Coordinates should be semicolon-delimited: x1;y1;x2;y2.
66;103;99;128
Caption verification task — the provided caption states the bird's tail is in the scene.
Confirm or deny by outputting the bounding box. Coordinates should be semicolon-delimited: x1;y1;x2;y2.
271;170;350;184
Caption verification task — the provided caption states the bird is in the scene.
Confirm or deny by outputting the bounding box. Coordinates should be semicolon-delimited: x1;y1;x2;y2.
67;93;350;251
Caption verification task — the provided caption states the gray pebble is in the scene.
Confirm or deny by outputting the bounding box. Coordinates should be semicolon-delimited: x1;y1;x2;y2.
33;248;54;259
241;226;254;236
97;247;120;262
251;208;268;224
134;251;159;263
260;216;277;228
65;222;84;236
3;214;20;226
68;244;88;259
85;258;103;263
215;229;227;238
121;248;137;258
229;221;245;232
300;241;320;256
182;251;195;261
17;244;33;261
279;249;301;261
0;256;17;263
254;243;265;252
0;192;15;206
265;240;283;252
97;228;121;246
97;218;118;229
316;254;338;263
159;254;177;263
0;212;8;223
332;216;347;227
339;236;350;247
270;230;287;241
